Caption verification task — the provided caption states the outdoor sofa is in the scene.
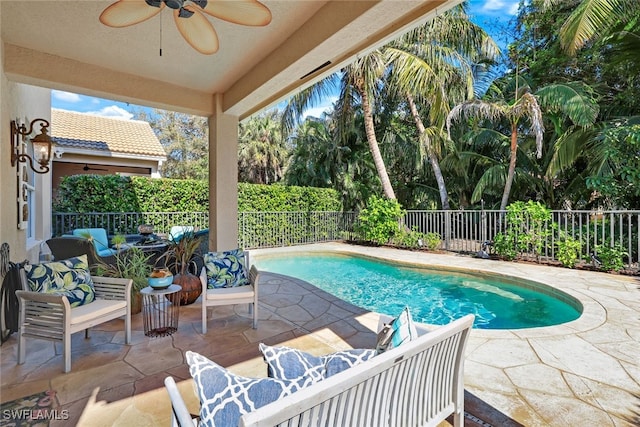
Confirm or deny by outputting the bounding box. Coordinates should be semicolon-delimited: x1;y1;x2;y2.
165;313;474;426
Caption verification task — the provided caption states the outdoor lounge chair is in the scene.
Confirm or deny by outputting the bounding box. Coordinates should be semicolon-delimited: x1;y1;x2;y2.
46;236;117;270
168;225;195;243
16;257;132;373
72;228;119;258
199;249;258;333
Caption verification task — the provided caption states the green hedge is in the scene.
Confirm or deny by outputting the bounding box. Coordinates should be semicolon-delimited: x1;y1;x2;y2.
53;175;341;213
237;183;341;212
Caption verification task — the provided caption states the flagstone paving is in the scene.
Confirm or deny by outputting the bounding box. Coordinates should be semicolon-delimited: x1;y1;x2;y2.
0;242;638;426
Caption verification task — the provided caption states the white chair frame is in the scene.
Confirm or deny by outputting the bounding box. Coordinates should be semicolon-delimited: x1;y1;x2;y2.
199;251;259;334
165;314;474;427
16;273;132;373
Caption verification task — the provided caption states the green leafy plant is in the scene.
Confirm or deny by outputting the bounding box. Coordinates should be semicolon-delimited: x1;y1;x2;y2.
594;244;627;272
96;245;152;293
355;196;405;245
492;232;517;260
157;231;203;275
422;232;442;251
393;230;441;251
556;235;582;268
494;201;555;262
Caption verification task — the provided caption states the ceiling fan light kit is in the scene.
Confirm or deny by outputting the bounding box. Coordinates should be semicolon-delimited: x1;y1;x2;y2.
100;0;271;55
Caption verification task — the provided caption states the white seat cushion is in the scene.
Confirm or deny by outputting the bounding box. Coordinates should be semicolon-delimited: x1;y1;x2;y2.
205;286;254;301
70;299;126;325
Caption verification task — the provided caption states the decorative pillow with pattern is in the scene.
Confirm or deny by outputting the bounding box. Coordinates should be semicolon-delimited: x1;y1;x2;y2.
24;254;95;307
186;351;310;427
203;249;249;289
259;343;376;384
375;306;418;354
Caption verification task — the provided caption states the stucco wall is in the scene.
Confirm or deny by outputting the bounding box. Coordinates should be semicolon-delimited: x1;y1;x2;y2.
1;44;52;263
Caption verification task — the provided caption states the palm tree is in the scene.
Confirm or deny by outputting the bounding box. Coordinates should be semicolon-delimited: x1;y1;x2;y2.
447;75;601;210
345;55;396;200
283;54;396;199
384;5;500;209
447;80;545;212
285;113;377;210
284;5;499;206
543;0;640;55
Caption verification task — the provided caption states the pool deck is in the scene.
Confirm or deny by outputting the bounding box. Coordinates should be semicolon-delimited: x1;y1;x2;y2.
1;242;639;426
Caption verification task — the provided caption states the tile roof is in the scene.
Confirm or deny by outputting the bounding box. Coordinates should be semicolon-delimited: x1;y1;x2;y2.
51;109;166;158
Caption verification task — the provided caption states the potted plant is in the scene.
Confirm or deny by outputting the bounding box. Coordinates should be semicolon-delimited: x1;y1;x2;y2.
157;231;203;305
95;235;152;314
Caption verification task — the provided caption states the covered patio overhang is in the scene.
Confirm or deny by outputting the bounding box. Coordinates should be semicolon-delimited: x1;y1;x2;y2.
0;0;462;260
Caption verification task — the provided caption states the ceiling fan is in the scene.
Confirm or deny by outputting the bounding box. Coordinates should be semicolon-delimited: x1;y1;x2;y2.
83;164;108;172
99;0;272;55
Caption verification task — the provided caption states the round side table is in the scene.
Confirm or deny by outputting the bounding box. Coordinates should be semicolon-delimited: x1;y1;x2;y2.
140;284;182;337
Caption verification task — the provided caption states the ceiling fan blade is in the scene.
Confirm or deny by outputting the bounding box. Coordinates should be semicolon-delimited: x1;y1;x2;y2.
174;9;219;54
193;0;272;26
100;0;164;28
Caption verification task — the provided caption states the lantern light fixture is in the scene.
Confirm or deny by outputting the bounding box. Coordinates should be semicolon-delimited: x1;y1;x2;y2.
10;118;54;174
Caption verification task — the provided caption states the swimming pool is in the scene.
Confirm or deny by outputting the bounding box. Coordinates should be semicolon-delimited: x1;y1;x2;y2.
255;252;582;329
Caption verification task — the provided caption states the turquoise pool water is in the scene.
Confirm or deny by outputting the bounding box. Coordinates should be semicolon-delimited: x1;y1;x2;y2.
255;253;582;329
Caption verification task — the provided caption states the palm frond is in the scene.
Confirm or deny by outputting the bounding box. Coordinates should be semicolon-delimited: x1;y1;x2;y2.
471;164;507;204
559;0;629;55
536;82;599;126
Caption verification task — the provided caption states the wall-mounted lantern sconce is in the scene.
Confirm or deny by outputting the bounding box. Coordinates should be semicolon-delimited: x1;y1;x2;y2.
11;118;54;174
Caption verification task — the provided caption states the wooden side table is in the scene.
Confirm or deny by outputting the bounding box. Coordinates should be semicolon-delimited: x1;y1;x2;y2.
141;285;182;337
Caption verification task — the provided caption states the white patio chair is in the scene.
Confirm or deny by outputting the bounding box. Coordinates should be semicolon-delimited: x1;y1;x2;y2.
199;250;258;333
16;271;132;373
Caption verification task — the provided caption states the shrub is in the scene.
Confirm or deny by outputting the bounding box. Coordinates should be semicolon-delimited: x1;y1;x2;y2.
53;175;341;213
594;244;627;272
493;232;517;260
421;232;442;251
493;201;555;262
355;196;404;245
392;228;441;250
556;235;582;268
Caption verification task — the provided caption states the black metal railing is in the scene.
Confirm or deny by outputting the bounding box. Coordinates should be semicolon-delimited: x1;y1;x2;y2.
52;209;640;269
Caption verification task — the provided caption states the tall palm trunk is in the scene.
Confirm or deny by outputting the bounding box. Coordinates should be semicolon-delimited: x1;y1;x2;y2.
406;93;450;210
500;123;519;212
359;86;396;200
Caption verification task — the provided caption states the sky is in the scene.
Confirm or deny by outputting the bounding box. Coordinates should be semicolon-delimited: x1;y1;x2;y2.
51;0;521;120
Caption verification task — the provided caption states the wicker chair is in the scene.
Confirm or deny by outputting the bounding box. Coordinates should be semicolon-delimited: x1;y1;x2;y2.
46;237;117;271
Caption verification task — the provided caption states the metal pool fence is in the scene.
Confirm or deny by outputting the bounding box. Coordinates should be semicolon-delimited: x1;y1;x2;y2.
52;209;640;270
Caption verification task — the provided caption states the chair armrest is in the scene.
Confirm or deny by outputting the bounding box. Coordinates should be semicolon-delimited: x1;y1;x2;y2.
16;290;71;331
16;289;70;307
248;265;259;292
199;266;207;292
164;376;198;426
91;276;132;301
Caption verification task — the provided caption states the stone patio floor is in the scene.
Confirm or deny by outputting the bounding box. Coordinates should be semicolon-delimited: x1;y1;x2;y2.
1;242;639;426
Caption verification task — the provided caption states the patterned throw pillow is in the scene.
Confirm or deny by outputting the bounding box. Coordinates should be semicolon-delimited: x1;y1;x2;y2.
186;351;310;427
203;249;249;289
375;306;418;354
24;254;95;307
259;344;376;384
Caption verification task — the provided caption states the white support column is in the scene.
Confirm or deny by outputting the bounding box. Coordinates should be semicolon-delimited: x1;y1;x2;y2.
208;94;239;252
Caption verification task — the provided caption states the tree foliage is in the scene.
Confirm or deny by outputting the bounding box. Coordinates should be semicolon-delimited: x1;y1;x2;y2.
238;110;289;184
134;109;209;180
